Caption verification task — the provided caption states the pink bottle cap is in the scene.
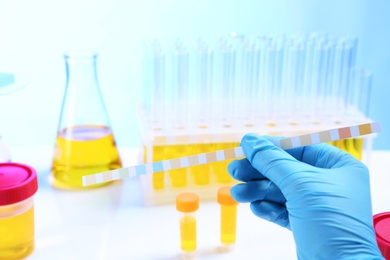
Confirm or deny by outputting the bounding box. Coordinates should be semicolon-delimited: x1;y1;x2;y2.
374;212;390;259
0;162;38;206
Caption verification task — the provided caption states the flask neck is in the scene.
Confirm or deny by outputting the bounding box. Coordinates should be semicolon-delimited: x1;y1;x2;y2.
59;51;110;129
65;51;99;89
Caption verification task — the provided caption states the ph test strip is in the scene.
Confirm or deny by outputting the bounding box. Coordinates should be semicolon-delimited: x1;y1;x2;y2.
82;121;381;186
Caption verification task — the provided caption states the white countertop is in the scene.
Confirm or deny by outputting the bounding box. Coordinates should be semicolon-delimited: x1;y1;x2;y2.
8;147;390;260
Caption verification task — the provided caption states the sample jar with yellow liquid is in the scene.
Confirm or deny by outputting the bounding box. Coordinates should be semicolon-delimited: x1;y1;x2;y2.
176;192;199;254
0;163;38;260
217;186;238;246
52;51;122;188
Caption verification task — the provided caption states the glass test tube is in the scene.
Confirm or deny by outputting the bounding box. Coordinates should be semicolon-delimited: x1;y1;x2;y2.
260;42;276;125
176;192;199;253
217;38;236;127
191;143;211;185
193;38;213;128
168;39;189;188
241;38;260;125
263;42;280;125
151;40;166;130
212;142;236;184
217;186;239;246
188;39;213;185
347;68;373;117
147;40;167;190
338;42;355;119
152;145;166;190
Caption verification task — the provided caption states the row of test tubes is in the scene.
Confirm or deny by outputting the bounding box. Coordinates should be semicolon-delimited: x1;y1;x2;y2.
142;33;372;131
139;33;374;205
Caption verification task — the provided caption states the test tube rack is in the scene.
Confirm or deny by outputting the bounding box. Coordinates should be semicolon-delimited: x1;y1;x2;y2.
139;33;376;206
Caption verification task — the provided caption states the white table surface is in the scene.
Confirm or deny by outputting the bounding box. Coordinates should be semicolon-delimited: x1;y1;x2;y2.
8;147;390;260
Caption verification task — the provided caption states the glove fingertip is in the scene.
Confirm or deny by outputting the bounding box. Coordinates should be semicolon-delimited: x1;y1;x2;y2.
227;160;239;178
241;134;275;156
230;184;246;202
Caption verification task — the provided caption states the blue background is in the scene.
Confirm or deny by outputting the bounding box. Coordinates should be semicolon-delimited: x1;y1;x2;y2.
0;0;389;149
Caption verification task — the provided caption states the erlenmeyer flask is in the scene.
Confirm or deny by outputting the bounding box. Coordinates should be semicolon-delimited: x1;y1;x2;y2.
52;51;122;188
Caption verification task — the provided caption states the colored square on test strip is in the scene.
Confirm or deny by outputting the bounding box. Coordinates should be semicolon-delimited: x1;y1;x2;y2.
119;168;130;178
103;171;113;182
224;148;236;159
319;130;331;143
359;123;372;135
338;127;351;139
153;161;163;172
206;152;217;163
188;155;199;166
300;134;312;146
85;175;96;186
280;138;293;149
135;165;146;175
170;158;181;170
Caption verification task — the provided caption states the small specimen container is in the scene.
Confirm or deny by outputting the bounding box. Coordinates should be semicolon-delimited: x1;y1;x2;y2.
176;192;199;253
0;163;38;259
373;212;390;259
217;186;238;246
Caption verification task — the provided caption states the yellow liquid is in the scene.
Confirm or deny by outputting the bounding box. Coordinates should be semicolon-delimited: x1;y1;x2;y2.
147;141;239;190
0;206;34;260
212;143;239;184
329;138;364;161
180;215;196;252
152;145;166;190
167;145;188;188
221;205;237;245
190;144;211;185
52;125;122;188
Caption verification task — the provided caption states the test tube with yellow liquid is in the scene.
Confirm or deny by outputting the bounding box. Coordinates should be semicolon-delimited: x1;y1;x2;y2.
212;142;239;184
51;51;122;189
330;138;364;160
151;145;167;190
190;143;211;186
176;192;199;254
167;144;188;188
217;186;238;246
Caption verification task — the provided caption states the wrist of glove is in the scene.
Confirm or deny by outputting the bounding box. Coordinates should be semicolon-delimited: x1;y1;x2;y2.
228;134;384;259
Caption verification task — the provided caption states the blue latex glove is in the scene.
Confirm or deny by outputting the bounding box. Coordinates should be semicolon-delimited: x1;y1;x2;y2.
228;134;384;260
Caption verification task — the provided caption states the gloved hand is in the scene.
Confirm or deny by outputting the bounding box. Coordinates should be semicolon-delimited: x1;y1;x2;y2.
228;134;384;260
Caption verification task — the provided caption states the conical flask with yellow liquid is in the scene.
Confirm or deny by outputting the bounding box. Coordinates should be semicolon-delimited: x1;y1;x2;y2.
52;51;122;188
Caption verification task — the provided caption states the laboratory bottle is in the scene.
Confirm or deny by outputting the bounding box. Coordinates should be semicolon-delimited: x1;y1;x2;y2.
217;186;238;246
0;163;38;260
52;51;122;188
176;192;199;254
